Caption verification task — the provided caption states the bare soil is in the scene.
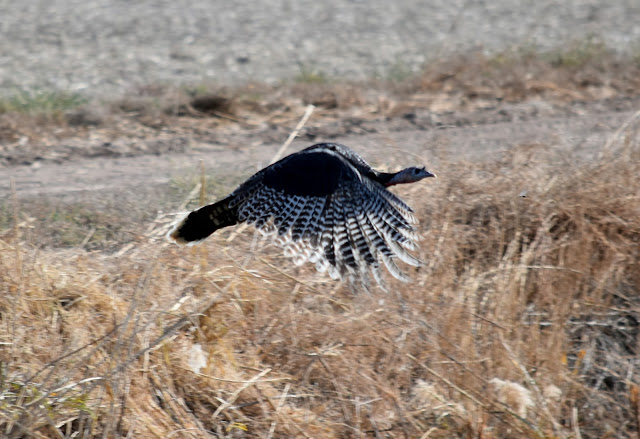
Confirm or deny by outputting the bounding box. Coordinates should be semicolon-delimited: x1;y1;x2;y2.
2;94;639;203
2;1;639;94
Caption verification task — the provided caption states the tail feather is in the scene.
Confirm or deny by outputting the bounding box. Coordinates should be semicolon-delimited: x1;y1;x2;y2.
168;196;238;245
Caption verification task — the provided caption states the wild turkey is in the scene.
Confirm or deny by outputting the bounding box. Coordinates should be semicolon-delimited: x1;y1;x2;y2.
168;142;435;288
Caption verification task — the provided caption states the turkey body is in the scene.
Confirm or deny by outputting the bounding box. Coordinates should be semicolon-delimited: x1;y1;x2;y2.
168;143;435;288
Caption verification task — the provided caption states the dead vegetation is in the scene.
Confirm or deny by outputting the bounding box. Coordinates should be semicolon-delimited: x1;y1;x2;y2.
2;44;640;165
1;103;639;438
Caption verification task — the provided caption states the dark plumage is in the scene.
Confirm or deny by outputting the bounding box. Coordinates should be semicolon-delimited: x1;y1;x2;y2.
168;143;435;288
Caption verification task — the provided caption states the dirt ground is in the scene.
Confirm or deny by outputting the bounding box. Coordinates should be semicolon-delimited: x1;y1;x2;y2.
1;94;638;204
2;1;639;94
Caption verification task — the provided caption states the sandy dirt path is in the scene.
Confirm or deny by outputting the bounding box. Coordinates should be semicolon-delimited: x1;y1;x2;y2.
1;106;632;202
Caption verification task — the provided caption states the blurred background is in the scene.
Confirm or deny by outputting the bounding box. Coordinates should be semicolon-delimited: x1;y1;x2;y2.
2;0;639;95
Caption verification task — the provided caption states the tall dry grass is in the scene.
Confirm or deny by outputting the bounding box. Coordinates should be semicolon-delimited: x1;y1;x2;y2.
1;115;639;438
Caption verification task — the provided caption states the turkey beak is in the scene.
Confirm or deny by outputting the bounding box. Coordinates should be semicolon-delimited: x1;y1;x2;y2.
422;167;436;178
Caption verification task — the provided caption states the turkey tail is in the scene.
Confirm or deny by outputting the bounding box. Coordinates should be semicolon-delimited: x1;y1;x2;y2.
168;196;238;245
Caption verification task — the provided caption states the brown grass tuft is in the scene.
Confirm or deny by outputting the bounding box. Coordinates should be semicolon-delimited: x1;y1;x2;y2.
416;44;640;106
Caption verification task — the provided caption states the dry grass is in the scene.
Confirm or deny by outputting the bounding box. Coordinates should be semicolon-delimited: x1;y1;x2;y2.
415;42;640;103
2;108;639;437
2;43;640;155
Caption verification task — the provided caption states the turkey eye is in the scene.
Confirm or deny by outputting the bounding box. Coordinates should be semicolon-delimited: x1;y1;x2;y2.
413;168;420;174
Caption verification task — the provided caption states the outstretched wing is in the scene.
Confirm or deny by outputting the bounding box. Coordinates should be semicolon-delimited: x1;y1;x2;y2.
233;150;421;288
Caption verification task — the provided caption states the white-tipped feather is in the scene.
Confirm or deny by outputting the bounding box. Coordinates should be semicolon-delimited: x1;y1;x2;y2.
380;252;411;283
239;185;422;286
386;237;422;267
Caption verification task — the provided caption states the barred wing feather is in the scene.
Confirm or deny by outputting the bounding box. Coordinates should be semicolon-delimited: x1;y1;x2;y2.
238;177;421;287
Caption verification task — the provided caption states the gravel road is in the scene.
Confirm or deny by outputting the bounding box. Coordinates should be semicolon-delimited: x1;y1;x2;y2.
1;0;639;96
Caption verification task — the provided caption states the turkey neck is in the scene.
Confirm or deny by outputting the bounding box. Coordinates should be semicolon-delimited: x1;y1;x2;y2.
372;171;398;186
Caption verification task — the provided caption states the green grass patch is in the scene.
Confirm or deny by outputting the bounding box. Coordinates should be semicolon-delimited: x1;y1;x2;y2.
294;63;329;84
0;89;87;116
541;36;611;68
0;198;149;250
486;36;613;69
383;59;417;82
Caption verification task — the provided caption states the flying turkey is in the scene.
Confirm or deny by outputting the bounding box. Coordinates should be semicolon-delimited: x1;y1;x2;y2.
168;143;435;288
